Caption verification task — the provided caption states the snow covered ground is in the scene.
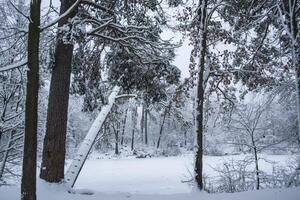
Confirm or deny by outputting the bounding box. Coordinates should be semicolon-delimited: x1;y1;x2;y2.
75;153;296;194
1;154;300;200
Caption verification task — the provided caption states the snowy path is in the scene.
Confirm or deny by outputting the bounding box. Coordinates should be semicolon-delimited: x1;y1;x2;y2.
1;154;300;200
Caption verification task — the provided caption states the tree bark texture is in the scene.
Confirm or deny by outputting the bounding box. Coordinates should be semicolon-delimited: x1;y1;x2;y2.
194;0;208;191
40;0;77;183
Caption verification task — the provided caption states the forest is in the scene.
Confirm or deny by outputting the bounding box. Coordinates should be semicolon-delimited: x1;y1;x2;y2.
0;0;300;200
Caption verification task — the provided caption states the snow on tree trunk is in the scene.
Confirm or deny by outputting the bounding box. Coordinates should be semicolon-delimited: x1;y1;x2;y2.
65;86;120;188
194;0;208;191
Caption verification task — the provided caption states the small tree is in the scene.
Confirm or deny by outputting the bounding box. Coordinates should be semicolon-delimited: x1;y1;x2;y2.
227;100;286;190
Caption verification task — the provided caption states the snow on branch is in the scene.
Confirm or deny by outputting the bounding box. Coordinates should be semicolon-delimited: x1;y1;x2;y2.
0;60;27;72
40;0;81;31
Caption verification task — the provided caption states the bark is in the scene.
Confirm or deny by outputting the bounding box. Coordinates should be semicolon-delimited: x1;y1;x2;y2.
21;0;41;199
120;108;128;145
184;130;187;147
40;0;77;183
131;107;137;151
0;130;2;144
254;147;260;190
157;107;169;149
144;107;148;145
114;122;120;155
250;128;260;190
194;0;208;191
140;105;144;143
131;130;135;151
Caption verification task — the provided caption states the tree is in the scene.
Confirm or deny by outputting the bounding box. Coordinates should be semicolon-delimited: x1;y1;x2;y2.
40;0;78;183
21;0;41;199
227;103;269;190
106;44;180;147
221;0;300;141
193;0;208;190
183;0;234;189
41;0;180;182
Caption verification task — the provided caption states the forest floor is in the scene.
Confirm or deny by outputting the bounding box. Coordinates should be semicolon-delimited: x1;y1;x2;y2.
1;153;300;200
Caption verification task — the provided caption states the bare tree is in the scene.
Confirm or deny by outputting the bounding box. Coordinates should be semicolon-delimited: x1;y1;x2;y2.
227;100;289;190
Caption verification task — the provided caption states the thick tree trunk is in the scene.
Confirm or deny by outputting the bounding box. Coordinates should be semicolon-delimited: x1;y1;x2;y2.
21;0;41;199
40;0;77;183
194;0;207;191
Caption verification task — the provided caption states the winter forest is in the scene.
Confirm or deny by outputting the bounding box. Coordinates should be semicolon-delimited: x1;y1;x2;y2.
0;0;300;199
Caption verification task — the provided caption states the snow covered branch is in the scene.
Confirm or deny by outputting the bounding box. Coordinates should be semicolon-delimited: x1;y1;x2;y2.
0;60;27;72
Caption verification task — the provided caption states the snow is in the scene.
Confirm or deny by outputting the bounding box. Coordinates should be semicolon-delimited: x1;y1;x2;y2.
0;154;300;200
1;154;299;200
75;155;192;194
1;184;300;200
0;60;27;72
74;154;295;194
65;86;120;188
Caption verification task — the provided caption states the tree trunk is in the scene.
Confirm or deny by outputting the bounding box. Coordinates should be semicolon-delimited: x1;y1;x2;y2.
131;129;135;151
131;107;137;151
0;130;2;145
144;107;148;145
157;108;168;149
194;0;208;191
40;0;77;183
291;8;300;150
115;122;120;155
140;105;144;143
184;130;187;147
21;0;41;199
253;147;260;190
120;108;128;145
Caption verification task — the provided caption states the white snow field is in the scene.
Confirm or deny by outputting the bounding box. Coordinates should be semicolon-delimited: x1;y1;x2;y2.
1;154;300;200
